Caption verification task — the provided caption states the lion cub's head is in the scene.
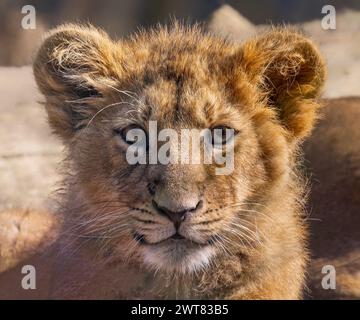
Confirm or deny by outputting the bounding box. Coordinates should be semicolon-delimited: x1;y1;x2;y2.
33;23;325;274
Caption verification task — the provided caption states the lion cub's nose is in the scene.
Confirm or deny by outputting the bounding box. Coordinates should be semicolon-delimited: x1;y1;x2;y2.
152;199;203;227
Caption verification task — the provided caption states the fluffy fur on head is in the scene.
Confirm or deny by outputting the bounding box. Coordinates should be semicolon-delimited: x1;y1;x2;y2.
238;27;326;140
32;22;325;299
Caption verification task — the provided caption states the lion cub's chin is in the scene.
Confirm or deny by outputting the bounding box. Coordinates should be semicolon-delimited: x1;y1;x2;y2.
140;239;217;274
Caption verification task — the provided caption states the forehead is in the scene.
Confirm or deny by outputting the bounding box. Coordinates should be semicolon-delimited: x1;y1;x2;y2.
111;32;246;129
141;74;226;127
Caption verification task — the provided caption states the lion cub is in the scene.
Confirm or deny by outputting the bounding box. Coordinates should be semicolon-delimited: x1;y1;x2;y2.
14;23;327;299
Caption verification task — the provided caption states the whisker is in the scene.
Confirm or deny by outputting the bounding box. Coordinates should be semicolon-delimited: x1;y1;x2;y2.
85;101;131;128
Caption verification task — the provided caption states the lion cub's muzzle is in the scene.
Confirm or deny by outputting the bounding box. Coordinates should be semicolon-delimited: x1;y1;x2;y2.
151;198;203;237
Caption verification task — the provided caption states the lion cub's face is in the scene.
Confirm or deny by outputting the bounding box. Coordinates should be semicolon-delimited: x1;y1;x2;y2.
34;24;325;273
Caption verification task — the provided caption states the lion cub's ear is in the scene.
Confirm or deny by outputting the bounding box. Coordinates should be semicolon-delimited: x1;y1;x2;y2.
33;24;123;140
238;29;326;141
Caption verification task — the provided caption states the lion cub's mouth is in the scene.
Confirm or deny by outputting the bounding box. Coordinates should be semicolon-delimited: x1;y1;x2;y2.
133;229;218;273
133;231;205;247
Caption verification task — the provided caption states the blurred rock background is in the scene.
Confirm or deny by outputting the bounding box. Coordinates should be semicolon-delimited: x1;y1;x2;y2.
1;0;360;66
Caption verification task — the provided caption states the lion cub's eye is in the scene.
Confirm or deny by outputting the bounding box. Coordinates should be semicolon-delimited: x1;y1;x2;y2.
211;126;236;148
114;124;147;146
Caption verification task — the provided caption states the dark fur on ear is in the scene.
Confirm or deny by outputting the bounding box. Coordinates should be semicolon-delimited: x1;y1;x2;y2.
33;24;124;140
238;28;326;140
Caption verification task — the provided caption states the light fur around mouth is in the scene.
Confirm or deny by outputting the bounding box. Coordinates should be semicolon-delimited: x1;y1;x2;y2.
141;239;217;274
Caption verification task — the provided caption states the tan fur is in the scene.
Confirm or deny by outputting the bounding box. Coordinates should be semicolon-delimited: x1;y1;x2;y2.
1;23;327;299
